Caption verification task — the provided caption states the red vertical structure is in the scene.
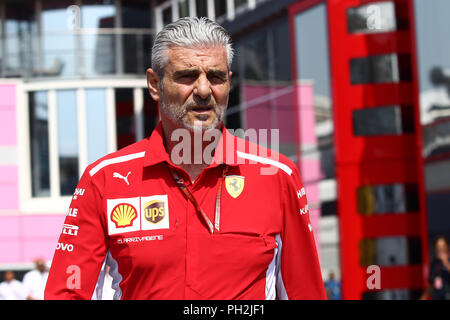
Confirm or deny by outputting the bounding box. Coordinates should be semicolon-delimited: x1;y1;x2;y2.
327;0;428;299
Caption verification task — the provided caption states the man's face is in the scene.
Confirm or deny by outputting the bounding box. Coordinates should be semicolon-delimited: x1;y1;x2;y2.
36;259;46;272
436;239;449;256
4;271;14;282
151;45;231;131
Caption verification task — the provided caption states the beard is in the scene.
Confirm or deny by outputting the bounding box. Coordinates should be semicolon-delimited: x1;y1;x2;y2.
159;90;226;132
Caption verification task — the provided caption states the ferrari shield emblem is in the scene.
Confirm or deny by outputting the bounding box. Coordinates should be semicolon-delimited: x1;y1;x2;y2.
225;175;245;198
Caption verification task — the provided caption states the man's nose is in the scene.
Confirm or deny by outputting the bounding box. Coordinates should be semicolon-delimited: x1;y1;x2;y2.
194;75;212;99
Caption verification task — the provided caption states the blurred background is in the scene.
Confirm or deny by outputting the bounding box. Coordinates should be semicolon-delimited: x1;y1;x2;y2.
0;0;449;300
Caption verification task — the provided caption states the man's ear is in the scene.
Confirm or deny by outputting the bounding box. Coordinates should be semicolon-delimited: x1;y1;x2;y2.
147;68;161;101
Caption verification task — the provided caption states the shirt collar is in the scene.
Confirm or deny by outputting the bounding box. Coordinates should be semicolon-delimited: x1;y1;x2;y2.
143;121;239;168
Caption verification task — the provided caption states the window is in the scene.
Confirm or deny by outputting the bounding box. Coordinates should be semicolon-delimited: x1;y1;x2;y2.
121;0;153;74
294;3;336;211
115;88;135;150
347;2;397;34
357;183;419;215
56;90;79;195
41;0;78;77
196;0;208;17
178;0;190;18
225;55;242;130
349;54;412;84
353;105;415;136
414;0;450;246
155;0;269;30
235;0;247;9
214;0;227;20
82;1;117;76
81;1;116;29
3;0;36;77
25;83;158;211
0;0;154;78
143;89;159;138
362;289;422;300
293;4;338;280
423;120;450;158
230;16;293;156
122;1;151;28
359;236;422;266
29;91;50;197
162;6;172;27
86;89;108;164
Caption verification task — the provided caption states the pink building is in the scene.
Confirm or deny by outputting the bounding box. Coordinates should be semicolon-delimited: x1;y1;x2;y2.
0;82;64;266
0;77;154;270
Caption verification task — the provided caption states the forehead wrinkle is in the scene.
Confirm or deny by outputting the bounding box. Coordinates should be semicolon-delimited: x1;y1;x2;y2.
166;46;228;71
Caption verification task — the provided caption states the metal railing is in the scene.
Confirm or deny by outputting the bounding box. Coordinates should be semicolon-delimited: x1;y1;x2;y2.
0;28;155;79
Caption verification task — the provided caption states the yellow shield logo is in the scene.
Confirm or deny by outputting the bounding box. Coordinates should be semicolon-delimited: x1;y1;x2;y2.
225;175;245;198
111;203;137;228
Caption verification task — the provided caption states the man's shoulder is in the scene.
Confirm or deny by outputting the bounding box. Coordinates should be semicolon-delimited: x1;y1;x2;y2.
23;269;37;279
232;133;298;177
10;280;22;287
85;139;149;178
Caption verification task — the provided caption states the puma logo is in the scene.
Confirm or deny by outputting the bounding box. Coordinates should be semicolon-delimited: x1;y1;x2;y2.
113;171;131;185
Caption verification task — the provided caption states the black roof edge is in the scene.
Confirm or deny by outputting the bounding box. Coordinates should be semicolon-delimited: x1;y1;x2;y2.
221;0;299;37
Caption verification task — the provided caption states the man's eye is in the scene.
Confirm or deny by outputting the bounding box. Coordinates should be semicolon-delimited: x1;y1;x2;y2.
209;76;225;83
176;74;196;82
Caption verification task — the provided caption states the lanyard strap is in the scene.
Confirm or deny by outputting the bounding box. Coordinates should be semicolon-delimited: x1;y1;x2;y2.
167;164;228;234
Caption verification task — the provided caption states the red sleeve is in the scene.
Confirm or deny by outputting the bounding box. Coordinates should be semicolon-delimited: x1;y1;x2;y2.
44;169;108;300
277;165;327;299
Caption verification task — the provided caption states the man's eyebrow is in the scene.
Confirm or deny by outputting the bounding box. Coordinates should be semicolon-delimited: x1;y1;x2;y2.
173;69;199;77
172;68;228;79
207;69;228;78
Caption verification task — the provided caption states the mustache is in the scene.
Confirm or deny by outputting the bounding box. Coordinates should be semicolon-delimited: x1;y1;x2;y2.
184;98;217;110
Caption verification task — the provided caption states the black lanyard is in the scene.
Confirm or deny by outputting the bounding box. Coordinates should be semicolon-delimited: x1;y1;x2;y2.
167;164;228;234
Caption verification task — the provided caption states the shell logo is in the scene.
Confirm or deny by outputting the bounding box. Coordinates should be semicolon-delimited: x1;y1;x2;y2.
111;203;137;228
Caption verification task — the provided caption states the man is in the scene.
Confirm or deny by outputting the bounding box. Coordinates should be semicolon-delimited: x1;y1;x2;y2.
45;17;325;300
324;271;341;300
0;271;24;300
92;264;115;300
23;258;49;300
421;235;450;300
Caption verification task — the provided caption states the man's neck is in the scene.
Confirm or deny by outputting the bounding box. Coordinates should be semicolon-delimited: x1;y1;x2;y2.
162;123;222;182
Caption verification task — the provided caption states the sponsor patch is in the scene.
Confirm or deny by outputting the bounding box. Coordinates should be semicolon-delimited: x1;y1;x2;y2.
56;242;74;252
299;204;309;215
141;195;169;230
107;197;140;235
67;207;78;217
113;171;131;186
225;175;245;198
72;188;85;200
62;224;79;236
111;203;138;228
117;235;164;244
297;187;306;199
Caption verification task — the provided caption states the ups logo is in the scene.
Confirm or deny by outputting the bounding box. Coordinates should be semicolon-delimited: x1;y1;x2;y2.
144;200;166;224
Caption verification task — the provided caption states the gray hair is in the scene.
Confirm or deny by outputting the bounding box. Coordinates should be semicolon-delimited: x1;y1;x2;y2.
151;17;234;78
